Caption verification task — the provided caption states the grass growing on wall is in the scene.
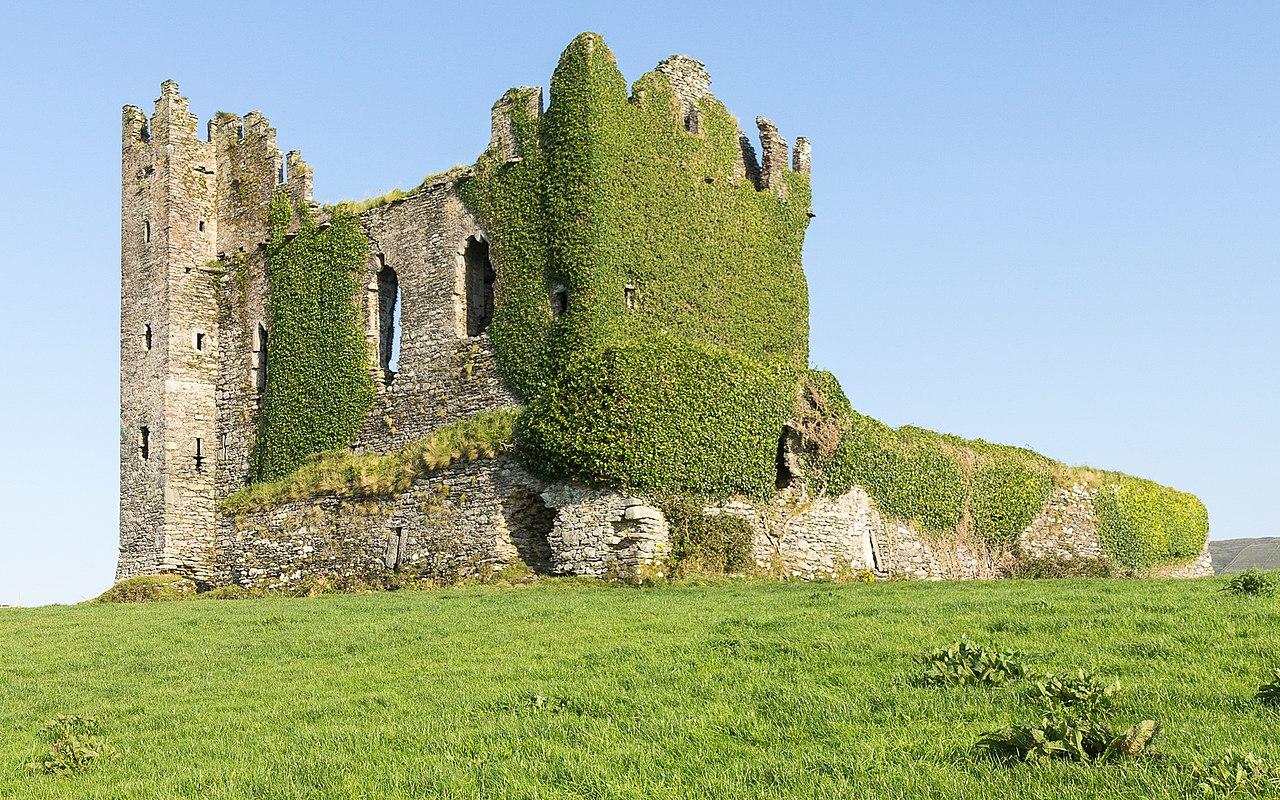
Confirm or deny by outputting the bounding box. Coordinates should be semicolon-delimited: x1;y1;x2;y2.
250;194;376;482
799;371;1208;568
227;410;518;514
1;579;1276;798
461;32;811;497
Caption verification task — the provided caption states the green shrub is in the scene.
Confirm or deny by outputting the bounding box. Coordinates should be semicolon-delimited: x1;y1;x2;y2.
94;574;196;604
28;715;107;775
1256;670;1280;708
917;640;1028;687
663;498;755;577
1190;752;1280;796
250;196;375;482
1029;670;1119;715
517;336;794;496
1223;569;1277;598
979;714;1158;764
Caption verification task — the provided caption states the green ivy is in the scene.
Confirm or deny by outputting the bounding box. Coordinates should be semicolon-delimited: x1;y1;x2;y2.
461;32;810;498
800;370;1206;566
250;194;375;481
1093;475;1209;569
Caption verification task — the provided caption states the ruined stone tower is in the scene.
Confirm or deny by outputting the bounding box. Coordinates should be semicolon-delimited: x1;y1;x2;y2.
118;81;311;582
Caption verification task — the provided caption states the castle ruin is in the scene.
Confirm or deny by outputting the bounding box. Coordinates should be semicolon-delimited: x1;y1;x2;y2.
119;34;1212;589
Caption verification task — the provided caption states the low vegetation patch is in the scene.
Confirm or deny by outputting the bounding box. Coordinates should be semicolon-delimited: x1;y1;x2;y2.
1223;568;1277;598
662;499;756;577
979;713;1158;764
1190;752;1280;797
93;574;196;604
223;409;519;514
1002;554;1120;579
1029;669;1120;714
28;716;107;775
917;639;1028;687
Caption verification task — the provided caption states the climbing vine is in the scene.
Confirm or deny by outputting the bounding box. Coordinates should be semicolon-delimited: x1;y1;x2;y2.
797;371;1207;567
461;32;811;497
250;193;375;481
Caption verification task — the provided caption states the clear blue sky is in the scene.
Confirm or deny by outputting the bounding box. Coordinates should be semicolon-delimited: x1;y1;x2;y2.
1;2;1276;605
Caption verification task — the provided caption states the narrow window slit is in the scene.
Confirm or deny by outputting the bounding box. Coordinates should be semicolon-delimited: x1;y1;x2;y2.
551;285;568;316
140;427;150;460
194;438;204;472
144;324;152;351
377;263;401;383
464;236;495;336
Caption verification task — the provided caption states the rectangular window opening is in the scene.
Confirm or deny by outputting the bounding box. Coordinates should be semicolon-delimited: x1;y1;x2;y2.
194;437;205;472
144;324;152;351
140;427;150;460
551;285;568;317
144;220;151;243
195;332;205;351
198;220;206;232
625;284;637;310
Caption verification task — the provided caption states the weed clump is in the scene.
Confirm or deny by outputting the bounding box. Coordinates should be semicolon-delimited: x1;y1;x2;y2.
1223;569;1277;598
917;640;1027;687
979;714;1158;764
1255;670;1280;708
28;715;107;775
1190;752;1280;796
1029;669;1120;715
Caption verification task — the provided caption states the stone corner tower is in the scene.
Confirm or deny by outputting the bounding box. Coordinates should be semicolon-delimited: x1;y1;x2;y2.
118;81;311;584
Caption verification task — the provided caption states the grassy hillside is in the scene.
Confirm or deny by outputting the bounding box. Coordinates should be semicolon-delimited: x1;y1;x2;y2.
1;579;1277;799
1211;537;1280;574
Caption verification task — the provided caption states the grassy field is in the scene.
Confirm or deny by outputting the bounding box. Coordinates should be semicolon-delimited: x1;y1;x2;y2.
1;577;1277;799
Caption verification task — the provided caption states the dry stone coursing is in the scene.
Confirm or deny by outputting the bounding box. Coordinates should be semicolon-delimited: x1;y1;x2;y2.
1018;485;1103;561
539;487;671;579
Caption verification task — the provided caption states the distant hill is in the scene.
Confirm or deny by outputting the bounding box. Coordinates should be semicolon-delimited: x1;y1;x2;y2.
1209;537;1280;574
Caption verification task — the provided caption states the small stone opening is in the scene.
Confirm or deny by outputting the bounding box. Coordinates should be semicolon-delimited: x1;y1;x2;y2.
377;264;401;383
219;432;230;461
385;526;408;571
775;426;800;490
254;323;269;396
684;108;701;134
624;284;637;310
144;324;152;351
140;122;151;143
198;220;205;233
194;437;205;473
194;332;205;351
551;285;568;317
506;490;556;574
139;426;149;460
463;237;495;336
144;220;151;243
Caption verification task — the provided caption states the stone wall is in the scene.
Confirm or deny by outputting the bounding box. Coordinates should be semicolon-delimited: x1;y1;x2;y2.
539;488;670;579
352;174;519;454
215;458;548;589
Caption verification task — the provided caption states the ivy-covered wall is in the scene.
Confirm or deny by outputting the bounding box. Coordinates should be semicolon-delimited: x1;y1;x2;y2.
250;194;375;481
796;371;1208;569
461;32;811;497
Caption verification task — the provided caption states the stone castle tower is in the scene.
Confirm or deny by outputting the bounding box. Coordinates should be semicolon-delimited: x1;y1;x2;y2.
119;81;314;582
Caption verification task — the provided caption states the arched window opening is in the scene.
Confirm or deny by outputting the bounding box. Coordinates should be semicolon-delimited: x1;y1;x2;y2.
463;237;495;336
551;284;568;317
775;426;800;490
254;323;269;396
377;264;401;382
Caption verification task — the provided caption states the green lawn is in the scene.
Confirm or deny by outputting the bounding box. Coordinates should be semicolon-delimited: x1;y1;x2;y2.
1;578;1277;799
